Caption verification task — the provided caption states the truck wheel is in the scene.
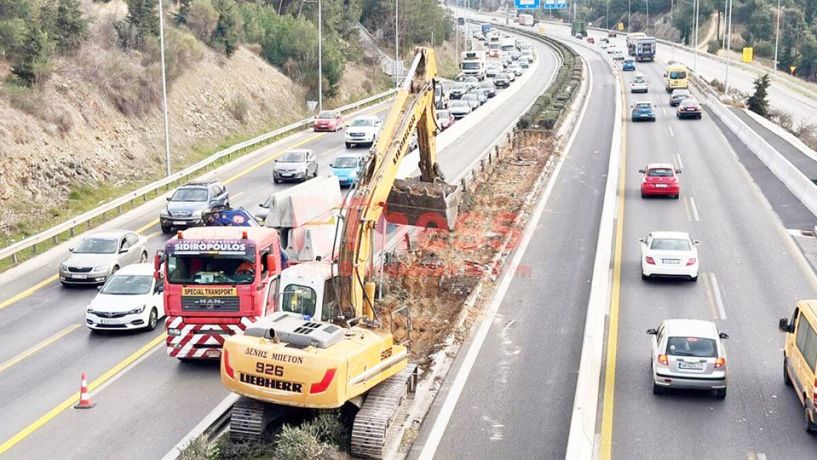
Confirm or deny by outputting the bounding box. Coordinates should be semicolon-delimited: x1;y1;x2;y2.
784;357;792;386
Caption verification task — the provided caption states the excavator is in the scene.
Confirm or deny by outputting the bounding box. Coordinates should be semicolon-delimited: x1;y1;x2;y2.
219;47;461;458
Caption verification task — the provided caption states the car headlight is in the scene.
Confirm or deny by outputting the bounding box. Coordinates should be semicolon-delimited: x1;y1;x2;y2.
86;305;94;314
192;209;204;218
60;263;68;271
160;207;169;216
128;305;146;315
92;265;109;272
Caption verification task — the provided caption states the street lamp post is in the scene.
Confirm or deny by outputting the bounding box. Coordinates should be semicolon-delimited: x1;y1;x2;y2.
628;0;631;33
157;0;171;176
395;0;399;87
606;0;610;30
318;0;322;111
693;0;700;71
724;0;733;94
645;0;649;34
773;0;782;79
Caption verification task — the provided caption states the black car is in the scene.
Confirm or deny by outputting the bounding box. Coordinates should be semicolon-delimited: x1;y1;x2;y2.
160;180;230;233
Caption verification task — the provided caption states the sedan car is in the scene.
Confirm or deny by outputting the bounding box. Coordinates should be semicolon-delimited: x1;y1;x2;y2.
587;37;595;44
344;115;382;148
612;49;625;60
449;83;468;99
448;100;472;119
676;98;703;119
494;73;511;88
479;80;497;97
630;74;649;93
508;64;523;76
510;50;521;60
86;263;165;331
639;231;700;281
463;76;480;90
647;319;729;398
631;101;656;122
462;93;481;110
60;231;148;286
435;109;455;130
160;180;230;233
313;110;343;132
669;88;692;106
639;163;681;198
519;57;530;69
485;64;500;78
273;149;318;183
330;152;366;187
622;59;636;71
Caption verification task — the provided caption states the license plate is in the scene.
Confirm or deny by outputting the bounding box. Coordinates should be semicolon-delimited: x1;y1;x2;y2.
98;318;123;325
686;108;696;111
280;173;292;177
655;184;668;188
662;259;680;264
73;274;87;279
173;221;186;225
678;361;704;370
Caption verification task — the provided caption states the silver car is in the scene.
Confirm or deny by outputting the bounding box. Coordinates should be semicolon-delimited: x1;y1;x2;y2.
59;231;148;286
647;319;729;398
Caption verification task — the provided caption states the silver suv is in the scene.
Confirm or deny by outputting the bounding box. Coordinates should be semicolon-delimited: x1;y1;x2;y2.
647;319;729;398
160;180;230;233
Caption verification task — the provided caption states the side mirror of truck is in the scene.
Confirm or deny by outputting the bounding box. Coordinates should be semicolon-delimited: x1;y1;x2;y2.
779;318;793;333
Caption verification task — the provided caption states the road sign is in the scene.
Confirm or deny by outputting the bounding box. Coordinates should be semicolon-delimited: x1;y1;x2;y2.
543;0;567;9
514;0;540;9
307;100;318;112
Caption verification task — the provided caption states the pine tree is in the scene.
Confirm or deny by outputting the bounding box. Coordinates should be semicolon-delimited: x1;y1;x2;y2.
213;0;238;57
54;0;88;53
175;0;192;25
747;73;771;117
11;24;55;86
116;0;159;49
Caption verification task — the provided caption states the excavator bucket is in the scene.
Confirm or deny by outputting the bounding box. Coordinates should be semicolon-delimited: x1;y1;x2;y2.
385;179;461;231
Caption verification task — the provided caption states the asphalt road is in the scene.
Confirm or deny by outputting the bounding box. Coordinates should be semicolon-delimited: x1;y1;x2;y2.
607;53;817;459
410;35;616;459
0;36;559;459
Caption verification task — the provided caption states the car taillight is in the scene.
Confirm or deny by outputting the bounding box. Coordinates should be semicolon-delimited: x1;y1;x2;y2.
658;354;668;365
310;368;337;394
686;258;697;266
645;256;656;265
714;357;726;369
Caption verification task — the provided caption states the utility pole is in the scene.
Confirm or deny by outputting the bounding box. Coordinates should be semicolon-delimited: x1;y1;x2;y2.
628;0;631;33
693;0;699;71
645;0;649;34
157;0;171;176
773;0;782;79
606;0;610;30
395;0;399;87
318;0;322;111
724;0;733;94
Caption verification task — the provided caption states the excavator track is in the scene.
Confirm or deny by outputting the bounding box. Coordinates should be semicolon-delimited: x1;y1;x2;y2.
351;364;418;459
229;396;288;442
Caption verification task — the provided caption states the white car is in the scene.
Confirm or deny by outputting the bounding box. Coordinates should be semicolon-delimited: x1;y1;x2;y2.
630;76;649;93
600;42;608;50
612;49;625;61
639;231;699;281
344;116;383;148
86;263;165;331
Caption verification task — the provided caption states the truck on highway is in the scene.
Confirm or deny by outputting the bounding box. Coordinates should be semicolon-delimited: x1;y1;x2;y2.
460;50;486;80
518;13;534;26
571;20;587;38
481;22;492;36
626;32;647;56
635;37;656;62
487;33;501;57
159;226;284;360
500;37;515;55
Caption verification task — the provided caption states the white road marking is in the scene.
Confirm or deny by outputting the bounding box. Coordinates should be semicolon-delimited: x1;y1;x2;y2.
710;272;727;319
683;197;693;222
668;125;675;137
662;107;669;116
689;196;700;221
675;152;684;169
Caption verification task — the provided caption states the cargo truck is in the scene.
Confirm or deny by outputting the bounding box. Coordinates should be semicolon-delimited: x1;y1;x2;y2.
571;20;587;38
460;50;486;80
635;37;656;62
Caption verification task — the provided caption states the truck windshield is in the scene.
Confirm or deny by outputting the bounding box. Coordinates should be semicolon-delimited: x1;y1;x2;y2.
167;254;257;285
462;62;481;70
281;284;317;319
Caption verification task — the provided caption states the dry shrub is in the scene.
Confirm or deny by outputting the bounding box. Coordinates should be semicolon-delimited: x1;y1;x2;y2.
90;51;161;117
794;122;817;151
227;94;249;123
186;0;219;42
141;29;204;84
768;108;794;132
4;84;74;135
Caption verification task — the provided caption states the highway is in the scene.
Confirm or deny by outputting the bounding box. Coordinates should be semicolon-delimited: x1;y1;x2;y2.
0;33;559;459
602;41;817;459
411;31;615;459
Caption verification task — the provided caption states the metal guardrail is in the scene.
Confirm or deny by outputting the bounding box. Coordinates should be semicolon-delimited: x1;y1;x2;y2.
0;89;397;266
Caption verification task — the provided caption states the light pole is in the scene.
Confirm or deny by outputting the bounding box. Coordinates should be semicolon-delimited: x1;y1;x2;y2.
157;0;171;176
773;0;782;79
645;0;649;34
724;0;733;94
395;0;399;87
693;0;700;71
606;0;610;30
628;0;631;33
318;0;322;111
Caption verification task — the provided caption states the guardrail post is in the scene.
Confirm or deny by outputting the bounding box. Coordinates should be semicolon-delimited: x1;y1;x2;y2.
12;253;18;264
52;235;58;245
32;243;37;255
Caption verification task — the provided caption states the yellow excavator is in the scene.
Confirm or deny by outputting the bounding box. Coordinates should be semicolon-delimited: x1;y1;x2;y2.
219;47;460;458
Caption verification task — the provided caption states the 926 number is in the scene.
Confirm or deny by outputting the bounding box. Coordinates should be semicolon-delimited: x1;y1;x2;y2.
256;362;284;377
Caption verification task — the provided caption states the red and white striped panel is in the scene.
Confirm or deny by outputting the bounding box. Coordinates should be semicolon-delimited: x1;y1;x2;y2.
165;316;260;359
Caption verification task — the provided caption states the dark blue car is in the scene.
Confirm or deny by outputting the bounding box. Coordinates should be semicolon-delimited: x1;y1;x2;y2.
622;59;636;71
631;101;656;122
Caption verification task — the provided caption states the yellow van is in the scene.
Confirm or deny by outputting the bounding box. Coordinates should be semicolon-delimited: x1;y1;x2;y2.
664;64;689;93
779;300;817;433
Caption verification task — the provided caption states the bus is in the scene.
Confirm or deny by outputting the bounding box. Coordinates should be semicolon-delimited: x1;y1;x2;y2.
487;34;501;57
664;63;689;93
158;226;283;360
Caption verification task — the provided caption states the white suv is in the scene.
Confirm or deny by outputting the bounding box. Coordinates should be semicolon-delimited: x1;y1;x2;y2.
345;116;383;148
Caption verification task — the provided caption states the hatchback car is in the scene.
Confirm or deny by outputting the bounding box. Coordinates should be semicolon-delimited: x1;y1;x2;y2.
508;64;523;76
448;100;472;119
330;152;366;187
449;83;468;99
463;76;480;90
436;109;455;131
160;180;230;233
647;319;729;398
86;263;165;331
60;231;148;286
313;110;343;132
622;59;636;71
587;37;595;44
669;88;692;106
519;57;530;69
462;93;481;110
344;116;382;148
494;73;511;87
612;49;625;60
273;149;318;183
479;80;497;97
639;163;681;198
510;50;521;60
639;231;700;281
630;74;649;93
677;99;703;119
631;101;656;122
485;64;500;78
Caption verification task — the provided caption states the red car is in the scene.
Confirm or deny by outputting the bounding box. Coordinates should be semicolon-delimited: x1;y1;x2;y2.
639;163;681;199
313;110;343;132
676;99;703;119
435;109;455;131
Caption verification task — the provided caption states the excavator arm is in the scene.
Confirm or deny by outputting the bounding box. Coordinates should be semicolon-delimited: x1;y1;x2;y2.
337;47;461;321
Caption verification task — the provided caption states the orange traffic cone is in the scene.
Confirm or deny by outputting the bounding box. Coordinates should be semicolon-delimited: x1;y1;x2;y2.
74;372;95;409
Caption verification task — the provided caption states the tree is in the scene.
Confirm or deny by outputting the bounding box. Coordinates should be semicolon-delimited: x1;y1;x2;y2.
175;0;192;24
186;0;218;42
213;0;239;57
743;2;773;44
11;24;55;86
747;73;771;116
116;0;159;50
53;0;88;53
